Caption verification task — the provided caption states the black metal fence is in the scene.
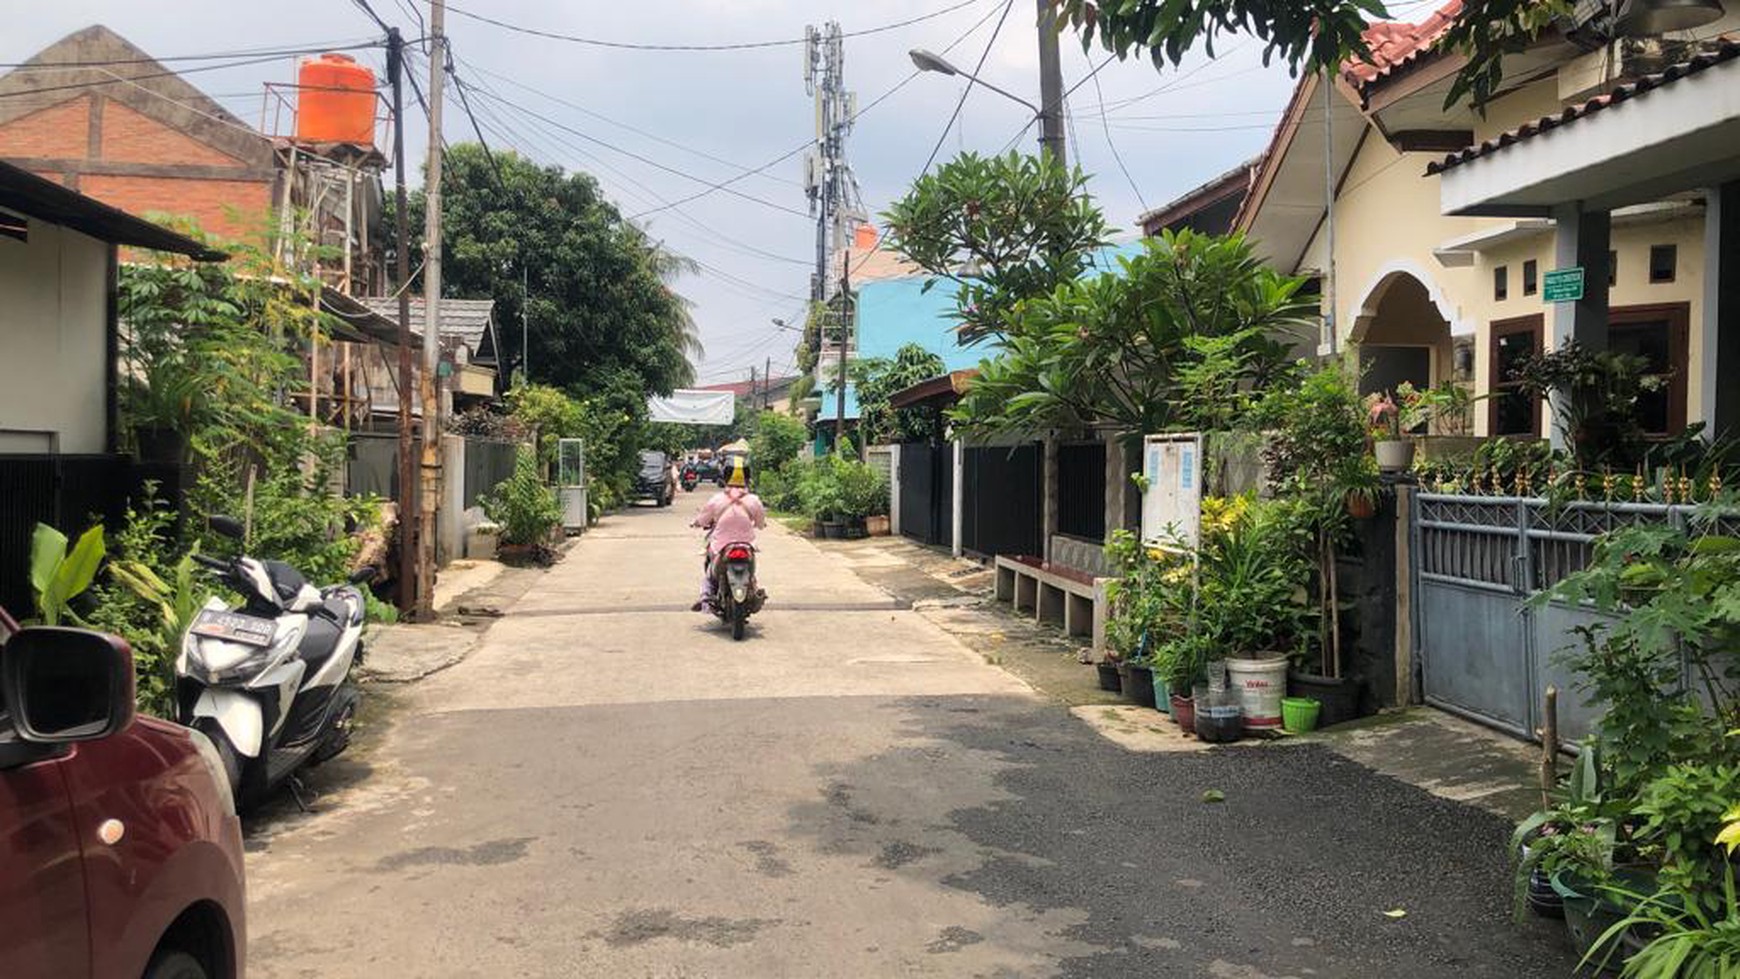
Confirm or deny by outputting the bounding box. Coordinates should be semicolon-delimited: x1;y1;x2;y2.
462;439;519;509
1056;441;1106;542
961;443;1043;559
0;454;180;617
897;441;952;547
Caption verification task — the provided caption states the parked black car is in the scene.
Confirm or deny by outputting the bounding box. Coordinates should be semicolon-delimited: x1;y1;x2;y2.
634;450;675;507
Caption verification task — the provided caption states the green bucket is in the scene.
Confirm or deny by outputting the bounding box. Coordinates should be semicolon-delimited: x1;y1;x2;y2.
1281;696;1321;733
1152;672;1171;715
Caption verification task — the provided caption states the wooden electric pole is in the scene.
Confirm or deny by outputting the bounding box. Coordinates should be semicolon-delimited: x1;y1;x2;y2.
416;0;446;620
387;28;418;612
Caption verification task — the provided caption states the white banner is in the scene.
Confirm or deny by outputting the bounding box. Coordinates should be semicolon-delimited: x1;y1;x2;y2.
647;389;735;426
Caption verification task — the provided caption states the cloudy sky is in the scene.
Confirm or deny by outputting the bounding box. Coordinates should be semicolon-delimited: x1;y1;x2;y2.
3;0;1307;384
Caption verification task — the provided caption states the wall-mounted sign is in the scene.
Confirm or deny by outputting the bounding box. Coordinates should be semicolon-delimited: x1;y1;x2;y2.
1542;267;1584;303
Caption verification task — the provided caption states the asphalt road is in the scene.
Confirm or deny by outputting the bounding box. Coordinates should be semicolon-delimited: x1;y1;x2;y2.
244;500;1575;978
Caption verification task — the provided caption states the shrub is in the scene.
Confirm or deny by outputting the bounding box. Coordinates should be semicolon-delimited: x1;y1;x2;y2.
482;448;563;550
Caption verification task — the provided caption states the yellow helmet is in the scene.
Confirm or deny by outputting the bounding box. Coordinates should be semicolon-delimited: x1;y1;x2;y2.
725;456;749;488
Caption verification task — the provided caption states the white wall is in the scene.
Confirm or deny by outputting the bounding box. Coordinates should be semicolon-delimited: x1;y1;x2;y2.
0;216;109;454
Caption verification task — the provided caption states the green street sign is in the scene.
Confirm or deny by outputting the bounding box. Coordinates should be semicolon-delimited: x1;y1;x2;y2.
1543;267;1585;303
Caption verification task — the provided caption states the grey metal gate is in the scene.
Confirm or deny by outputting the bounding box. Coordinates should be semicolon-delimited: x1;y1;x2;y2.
1414;494;1713;742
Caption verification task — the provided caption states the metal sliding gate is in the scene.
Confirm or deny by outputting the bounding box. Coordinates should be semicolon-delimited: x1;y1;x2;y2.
897;441;951;547
1413;494;1714;742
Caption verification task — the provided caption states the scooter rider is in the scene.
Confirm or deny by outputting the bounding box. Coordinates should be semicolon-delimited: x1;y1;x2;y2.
690;456;765;611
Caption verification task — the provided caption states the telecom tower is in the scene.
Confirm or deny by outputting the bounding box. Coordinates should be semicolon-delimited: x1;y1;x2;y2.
804;22;864;440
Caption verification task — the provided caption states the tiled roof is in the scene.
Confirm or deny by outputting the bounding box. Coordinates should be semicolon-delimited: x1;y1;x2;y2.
1342;0;1464;88
361;297;496;355
1427;37;1740;175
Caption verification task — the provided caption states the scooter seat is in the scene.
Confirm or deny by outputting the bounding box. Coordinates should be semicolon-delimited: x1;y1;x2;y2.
296;600;348;671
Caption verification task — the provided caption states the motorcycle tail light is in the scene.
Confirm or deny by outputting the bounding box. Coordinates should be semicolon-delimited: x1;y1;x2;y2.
725;546;752;562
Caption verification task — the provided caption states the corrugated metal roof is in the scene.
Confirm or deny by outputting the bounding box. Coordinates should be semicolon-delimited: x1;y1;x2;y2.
1427;37;1740;175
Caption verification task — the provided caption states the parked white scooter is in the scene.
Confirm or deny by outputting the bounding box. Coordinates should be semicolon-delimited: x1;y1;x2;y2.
176;515;371;811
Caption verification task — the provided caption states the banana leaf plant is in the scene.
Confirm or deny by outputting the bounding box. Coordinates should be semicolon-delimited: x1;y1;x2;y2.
29;522;105;626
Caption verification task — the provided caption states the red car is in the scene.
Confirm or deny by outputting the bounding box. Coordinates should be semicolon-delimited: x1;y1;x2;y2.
0;609;246;979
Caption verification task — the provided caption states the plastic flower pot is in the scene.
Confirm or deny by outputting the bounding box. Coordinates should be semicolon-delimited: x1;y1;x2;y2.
1375;439;1415;472
1151;671;1171;714
1122;663;1156;708
1096;662;1122;693
1169;694;1195;734
1281;697;1321;733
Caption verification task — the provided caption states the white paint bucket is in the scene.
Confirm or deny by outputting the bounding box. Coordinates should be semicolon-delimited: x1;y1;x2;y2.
1227;656;1289;732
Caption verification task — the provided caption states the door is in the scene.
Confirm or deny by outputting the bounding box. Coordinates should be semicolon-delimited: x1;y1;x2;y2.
0;733;91;978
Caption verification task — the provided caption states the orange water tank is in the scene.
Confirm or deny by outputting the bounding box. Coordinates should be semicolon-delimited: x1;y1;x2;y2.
297;53;376;146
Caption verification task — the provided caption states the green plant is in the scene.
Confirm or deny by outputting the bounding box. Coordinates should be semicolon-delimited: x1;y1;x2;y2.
748;411;808;472
1516;340;1663;472
1511;745;1616;920
850;344;948;445
1633;760;1740;909
882;150;1112;344
1593;864;1740;978
28;522;105;626
482;448;563;552
952;230;1312;438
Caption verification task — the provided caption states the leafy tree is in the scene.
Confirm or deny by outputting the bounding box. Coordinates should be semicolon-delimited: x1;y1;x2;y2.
852;344;949;445
393;144;699;397
1054;0;1569;110
953;230;1313;437
882;151;1112;343
748;411;808;472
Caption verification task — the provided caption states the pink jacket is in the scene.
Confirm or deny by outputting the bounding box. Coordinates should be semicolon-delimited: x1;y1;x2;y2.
694;487;766;555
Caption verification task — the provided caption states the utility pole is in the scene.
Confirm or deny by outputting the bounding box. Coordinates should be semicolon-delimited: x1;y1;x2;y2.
1035;0;1066;165
748;364;757;414
804;21;860;455
763;356;772;410
417;0;446;621
521;263;529;386
387;27;417;613
836;250;851;454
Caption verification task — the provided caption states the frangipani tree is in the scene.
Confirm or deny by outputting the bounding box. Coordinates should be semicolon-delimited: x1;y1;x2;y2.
952;230;1315;439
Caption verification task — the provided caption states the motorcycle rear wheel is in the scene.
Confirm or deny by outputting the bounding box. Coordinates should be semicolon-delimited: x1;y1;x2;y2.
731;613;746;641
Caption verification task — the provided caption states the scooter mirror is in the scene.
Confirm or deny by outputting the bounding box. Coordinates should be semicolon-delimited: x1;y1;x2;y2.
209;515;246;541
348;566;377;585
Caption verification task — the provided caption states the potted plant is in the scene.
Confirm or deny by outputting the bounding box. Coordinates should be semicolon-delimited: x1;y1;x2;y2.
1160;633;1209;734
481;448;563;566
1197;497;1310;733
1366;391;1415;472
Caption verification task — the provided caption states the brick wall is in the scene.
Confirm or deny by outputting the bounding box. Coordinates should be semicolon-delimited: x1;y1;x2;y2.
0;96;90;158
0;92;273;243
81;174;271;242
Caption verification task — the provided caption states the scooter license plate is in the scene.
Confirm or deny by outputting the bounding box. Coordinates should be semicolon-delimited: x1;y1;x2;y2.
190;609;276;647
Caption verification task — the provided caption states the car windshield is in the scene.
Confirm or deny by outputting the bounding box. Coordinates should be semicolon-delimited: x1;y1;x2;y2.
637;452;667;478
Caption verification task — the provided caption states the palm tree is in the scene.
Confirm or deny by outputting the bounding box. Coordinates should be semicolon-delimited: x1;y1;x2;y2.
644;237;704;387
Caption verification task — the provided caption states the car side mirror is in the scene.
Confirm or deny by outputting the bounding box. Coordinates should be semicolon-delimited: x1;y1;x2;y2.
209;515;246;541
2;627;135;743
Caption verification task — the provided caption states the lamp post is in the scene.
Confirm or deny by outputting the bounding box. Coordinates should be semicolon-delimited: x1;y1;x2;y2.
908;0;1065;163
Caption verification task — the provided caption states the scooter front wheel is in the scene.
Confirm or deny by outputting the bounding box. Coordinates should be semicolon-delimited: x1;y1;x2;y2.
731;612;747;641
194;719;244;806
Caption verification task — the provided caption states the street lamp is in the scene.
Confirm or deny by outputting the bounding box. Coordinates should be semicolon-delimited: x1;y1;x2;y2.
908;47;1039;115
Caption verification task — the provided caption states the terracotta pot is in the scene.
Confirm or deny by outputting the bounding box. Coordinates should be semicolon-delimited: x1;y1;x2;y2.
865;514;891;536
1346;492;1376;519
1169;694;1195;735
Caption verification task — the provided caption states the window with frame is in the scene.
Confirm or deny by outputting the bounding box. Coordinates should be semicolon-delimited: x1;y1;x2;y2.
1493;265;1509;302
1649;244;1677;284
1609;251;1618;287
1489;315;1541;437
1608;303;1689;437
1523;259;1538;296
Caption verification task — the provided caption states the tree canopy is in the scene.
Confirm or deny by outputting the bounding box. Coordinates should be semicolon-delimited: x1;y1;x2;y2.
394;143;700;398
881;151;1111;344
953;230;1314;437
1055;0;1569;110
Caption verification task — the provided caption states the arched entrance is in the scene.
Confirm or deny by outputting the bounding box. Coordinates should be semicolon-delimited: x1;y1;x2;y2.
1348;267;1457;415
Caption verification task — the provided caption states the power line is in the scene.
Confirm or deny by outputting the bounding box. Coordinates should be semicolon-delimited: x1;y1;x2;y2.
628;0;1010;220
0;47;386;100
996;51;1116;155
921;0;1017;175
0;38;380;69
466;86;812;219
1088;47;1146;212
444;0;987;53
459;58;791;195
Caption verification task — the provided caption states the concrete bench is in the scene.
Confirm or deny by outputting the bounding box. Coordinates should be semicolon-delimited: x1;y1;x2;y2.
993;554;1109;651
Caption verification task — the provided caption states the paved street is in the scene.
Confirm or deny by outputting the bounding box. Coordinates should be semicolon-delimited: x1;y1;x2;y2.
245;502;1573;978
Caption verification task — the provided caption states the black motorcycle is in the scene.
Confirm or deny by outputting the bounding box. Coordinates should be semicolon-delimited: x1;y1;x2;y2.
708;541;764;641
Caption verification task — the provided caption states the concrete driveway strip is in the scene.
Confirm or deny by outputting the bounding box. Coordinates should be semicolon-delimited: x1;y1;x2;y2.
243;500;1573;978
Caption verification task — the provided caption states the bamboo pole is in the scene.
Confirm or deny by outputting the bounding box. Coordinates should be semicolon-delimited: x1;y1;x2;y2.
1539;685;1559;807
